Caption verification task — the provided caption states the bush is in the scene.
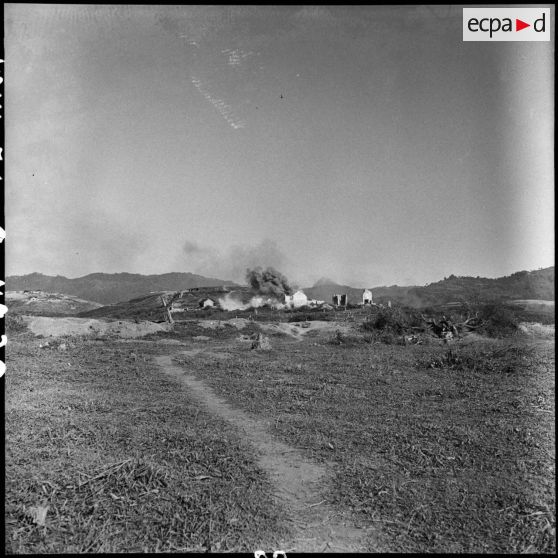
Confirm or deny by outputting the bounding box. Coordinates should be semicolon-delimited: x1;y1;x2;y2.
5;314;28;334
475;302;519;337
362;306;423;335
362;307;402;333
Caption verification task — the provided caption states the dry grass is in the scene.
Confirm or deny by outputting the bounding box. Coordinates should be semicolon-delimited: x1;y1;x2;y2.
177;334;555;553
6;316;555;553
5;332;289;553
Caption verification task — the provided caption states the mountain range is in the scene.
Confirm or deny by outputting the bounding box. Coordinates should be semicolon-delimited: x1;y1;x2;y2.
304;268;554;307
6;272;236;305
6;267;554;308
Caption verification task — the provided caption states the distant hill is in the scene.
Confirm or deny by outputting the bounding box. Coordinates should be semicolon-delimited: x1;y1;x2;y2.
78;291;175;322
303;267;554;308
373;267;554;308
8;267;553;309
79;286;253;321
6;272;238;305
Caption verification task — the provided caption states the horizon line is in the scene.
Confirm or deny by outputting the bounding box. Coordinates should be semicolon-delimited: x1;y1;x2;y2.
5;265;554;291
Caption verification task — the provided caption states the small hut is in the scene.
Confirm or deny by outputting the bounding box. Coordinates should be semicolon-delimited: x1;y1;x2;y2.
199;297;216;308
284;290;308;309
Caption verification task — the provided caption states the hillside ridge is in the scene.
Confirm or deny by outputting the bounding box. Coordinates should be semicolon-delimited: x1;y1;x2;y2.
303;267;554;307
7;272;238;305
7;267;554;308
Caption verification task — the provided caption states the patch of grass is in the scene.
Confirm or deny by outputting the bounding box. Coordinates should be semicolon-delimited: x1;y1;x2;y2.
417;344;540;374
179;335;555;553
287;310;334;322
5;314;29;334
326;330;373;346
5;339;289;553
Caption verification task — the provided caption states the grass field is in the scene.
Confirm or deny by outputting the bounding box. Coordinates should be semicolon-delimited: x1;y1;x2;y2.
5;333;289;553
172;331;555;553
5;318;556;553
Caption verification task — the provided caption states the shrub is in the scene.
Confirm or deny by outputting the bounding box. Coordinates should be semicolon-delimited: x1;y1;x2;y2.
328;330;346;345
362;306;424;335
362;307;402;333
476;302;519;337
5;314;28;334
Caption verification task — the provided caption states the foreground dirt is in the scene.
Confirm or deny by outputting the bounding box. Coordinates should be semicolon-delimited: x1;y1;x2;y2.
156;350;381;552
21;316;172;338
6;291;103;315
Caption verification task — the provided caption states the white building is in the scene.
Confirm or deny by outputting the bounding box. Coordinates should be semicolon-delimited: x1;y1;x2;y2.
284;290;308;309
199;297;216;308
362;289;373;305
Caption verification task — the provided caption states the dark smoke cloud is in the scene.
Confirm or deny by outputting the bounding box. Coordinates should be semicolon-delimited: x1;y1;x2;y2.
182;238;291;284
246;266;293;297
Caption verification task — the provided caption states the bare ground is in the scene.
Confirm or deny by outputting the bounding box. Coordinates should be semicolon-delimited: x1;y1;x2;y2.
21;316;172;338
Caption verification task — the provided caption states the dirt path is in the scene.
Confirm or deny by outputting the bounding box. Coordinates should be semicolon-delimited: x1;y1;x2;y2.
155;351;377;552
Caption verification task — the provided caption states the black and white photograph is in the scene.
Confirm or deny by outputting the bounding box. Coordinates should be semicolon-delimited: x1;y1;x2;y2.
3;4;555;553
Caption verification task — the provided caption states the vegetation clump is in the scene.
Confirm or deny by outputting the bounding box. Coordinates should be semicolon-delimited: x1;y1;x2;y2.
474;302;519;337
417;343;538;375
361;301;550;342
287;309;333;322
361;306;423;335
5;314;28;334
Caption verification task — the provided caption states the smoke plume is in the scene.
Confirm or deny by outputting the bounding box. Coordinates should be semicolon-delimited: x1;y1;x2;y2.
182;239;292;285
246;266;293;297
218;293;285;311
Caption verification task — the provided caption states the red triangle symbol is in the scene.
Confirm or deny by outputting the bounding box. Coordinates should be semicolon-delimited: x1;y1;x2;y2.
516;19;530;31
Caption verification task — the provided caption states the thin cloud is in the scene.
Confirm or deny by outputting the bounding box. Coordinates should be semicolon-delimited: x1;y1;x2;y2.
221;48;254;66
191;75;246;129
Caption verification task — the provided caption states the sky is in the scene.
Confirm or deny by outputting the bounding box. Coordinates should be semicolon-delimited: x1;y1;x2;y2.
4;5;555;288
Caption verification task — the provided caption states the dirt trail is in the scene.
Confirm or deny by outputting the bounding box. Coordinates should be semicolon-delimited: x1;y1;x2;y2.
155;351;377;552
